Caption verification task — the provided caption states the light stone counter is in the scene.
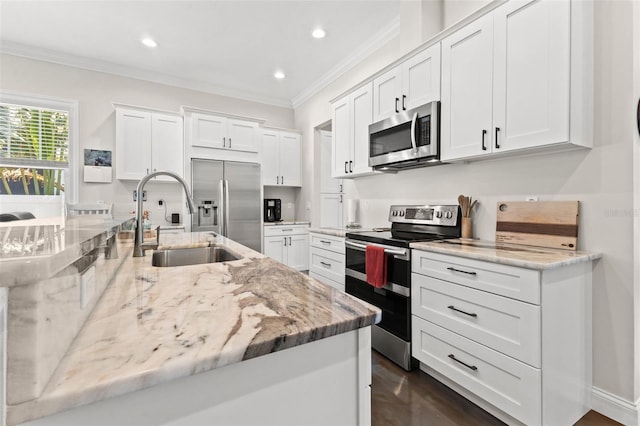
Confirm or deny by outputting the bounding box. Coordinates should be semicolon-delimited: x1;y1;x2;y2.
308;227;371;238
410;238;601;270
263;221;310;226
7;231;380;425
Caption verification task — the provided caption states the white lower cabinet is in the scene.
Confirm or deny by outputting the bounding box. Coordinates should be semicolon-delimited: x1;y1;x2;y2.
308;233;345;292
411;250;592;426
263;225;308;271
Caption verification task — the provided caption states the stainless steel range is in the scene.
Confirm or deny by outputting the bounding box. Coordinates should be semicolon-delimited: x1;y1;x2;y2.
345;204;461;370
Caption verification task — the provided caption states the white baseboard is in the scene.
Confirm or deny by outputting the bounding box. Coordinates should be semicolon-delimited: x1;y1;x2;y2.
591;386;639;426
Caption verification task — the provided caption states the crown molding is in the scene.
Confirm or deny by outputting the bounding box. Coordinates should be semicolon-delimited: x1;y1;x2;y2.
0;42;293;109
291;15;400;109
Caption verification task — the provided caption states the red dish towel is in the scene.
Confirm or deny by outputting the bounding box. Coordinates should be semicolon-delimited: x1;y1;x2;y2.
366;245;387;288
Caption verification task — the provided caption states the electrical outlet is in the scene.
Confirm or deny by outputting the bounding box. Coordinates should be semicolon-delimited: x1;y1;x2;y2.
157;199;164;210
133;190;147;202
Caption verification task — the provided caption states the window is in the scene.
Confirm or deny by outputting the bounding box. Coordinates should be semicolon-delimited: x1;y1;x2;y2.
0;93;78;215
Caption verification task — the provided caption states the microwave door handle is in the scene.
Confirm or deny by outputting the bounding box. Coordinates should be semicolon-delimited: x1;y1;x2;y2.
410;112;419;153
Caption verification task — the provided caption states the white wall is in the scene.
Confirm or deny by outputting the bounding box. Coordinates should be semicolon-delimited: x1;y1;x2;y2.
0;54;294;223
294;0;638;410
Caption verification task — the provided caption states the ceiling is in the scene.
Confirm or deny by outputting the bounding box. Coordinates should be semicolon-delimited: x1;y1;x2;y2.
0;0;401;108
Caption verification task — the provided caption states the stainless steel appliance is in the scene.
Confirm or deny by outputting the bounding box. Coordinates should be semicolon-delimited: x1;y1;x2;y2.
368;101;441;171
345;204;461;371
263;198;282;222
191;159;261;251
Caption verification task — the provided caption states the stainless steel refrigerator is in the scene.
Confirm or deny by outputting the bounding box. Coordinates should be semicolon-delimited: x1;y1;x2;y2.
191;159;261;251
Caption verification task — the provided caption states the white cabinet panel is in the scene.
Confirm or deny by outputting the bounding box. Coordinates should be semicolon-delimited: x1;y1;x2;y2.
320;194;343;229
287;234;309;271
309;247;345;285
115;107;183;180
263;236;285;264
227;119;258;152
263;225;309;270
441;14;494;161
320;131;342;193
373;44;441;123
261;130;301;187
492;0;570;152
331;83;374;178
191;113;226;149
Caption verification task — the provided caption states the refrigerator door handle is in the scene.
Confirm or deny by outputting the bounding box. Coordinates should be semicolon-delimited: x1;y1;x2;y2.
224;179;230;237
219;179;225;236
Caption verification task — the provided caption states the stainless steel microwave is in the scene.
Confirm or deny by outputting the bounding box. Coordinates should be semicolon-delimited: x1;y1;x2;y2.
368;101;441;170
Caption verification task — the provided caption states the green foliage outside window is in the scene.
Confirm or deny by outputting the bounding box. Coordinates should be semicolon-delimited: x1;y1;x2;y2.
0;104;68;195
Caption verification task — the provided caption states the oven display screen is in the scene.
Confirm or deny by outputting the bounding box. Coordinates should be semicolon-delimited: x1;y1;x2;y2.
406;208;433;220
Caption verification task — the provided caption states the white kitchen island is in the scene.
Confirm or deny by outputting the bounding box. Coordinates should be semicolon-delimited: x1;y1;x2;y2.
1;218;379;426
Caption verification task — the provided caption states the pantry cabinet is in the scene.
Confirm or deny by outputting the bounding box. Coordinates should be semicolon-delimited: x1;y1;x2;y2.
441;0;582;161
261;129;301;186
115;106;183;181
411;249;593;426
190;112;258;153
263;225;308;271
372;44;441;123
331;83;374;178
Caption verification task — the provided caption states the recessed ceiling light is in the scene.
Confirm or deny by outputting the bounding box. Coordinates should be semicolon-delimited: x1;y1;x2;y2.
312;28;326;39
141;38;157;48
274;71;286;79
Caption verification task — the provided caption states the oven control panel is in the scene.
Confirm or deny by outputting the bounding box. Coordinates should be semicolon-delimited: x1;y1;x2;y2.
388;205;459;226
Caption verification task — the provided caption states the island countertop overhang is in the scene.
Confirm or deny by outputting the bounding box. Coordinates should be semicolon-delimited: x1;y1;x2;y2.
7;230;380;425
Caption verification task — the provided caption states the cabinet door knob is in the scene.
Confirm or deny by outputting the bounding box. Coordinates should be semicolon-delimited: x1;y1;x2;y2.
481;130;487;151
344;162;348;174
229;138;232;148
495;127;500;149
395;97;399;113
349;161;353;173
402;94;406;110
281;176;284;185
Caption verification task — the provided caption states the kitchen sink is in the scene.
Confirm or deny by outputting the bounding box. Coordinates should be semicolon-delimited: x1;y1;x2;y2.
152;245;241;267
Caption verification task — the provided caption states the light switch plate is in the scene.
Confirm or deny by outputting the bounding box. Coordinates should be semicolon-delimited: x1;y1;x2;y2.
133;190;147;202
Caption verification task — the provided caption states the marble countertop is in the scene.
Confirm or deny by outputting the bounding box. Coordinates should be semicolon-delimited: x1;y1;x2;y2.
263;221;310;226
410;239;601;270
0;216;134;287
7;232;381;425
308;227;371;238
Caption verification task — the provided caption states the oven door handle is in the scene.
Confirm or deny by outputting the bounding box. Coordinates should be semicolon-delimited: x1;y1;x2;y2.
345;240;407;257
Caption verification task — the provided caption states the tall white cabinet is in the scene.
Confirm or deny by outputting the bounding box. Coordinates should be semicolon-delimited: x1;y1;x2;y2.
440;0;585;161
114;106;184;181
319;130;343;228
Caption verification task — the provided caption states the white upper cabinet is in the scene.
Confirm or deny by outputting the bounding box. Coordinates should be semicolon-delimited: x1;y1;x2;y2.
320;130;342;193
441;14;494;160
441;0;577;162
190;112;258;153
331;82;375;179
115;107;183;181
373;44;441;123
492;0;571;153
261;129;301;187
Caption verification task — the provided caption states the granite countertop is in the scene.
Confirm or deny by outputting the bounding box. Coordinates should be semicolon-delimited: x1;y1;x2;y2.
308;227;372;238
263;221;310;226
410;238;601;270
0;216;134;287
7;231;380;424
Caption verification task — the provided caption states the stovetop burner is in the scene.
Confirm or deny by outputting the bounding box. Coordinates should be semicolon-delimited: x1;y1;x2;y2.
346;204;462;248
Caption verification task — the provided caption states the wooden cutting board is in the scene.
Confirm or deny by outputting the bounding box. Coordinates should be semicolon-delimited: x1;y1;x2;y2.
495;201;579;250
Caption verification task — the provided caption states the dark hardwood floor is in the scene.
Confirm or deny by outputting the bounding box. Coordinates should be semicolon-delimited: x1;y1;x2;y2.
371;351;621;426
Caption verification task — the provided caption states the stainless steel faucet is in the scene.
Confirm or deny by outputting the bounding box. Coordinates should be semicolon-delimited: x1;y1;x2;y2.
133;171;195;257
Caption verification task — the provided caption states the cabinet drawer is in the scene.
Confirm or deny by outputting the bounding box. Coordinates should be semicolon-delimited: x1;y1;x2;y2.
309;247;345;285
264;225;308;237
412;317;541;426
412;250;540;304
412;274;540;367
310;233;345;254
309;271;345;293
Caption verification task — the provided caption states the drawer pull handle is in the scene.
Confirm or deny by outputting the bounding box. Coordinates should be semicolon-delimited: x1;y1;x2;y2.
448;354;478;371
448;305;477;318
447;267;477;276
281;229;293;232
320;240;331;245
320;261;332;268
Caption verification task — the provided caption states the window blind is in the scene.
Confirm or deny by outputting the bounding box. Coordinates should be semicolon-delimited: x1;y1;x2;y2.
0;102;69;168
